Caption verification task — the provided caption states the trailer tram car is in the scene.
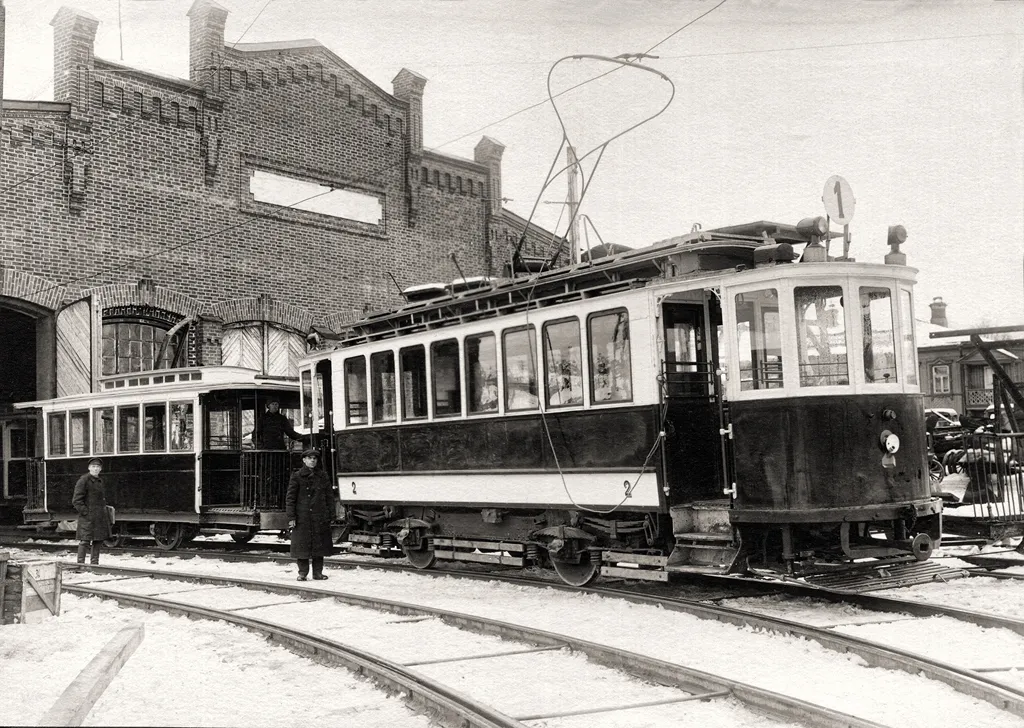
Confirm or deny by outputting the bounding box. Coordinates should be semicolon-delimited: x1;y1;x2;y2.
300;217;941;585
19;367;306;548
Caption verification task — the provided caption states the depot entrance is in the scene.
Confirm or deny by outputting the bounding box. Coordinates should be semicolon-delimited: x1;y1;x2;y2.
0;299;55;523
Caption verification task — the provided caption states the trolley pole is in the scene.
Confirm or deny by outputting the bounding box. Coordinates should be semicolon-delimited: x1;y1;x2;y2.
566;146;581;265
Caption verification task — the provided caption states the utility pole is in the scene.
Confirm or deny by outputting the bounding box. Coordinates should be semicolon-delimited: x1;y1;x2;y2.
566;146;580;265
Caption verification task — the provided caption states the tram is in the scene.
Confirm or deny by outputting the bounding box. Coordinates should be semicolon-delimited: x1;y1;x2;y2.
299;217;942;585
19;366;307;548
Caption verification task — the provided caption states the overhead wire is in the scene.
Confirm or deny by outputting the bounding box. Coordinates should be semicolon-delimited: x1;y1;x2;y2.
513;1;729;518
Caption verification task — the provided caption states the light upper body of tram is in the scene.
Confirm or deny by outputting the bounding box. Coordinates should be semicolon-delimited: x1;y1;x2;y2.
298;258;920;433
19;366;305;465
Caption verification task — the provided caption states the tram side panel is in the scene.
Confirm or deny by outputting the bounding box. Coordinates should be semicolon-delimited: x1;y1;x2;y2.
45;455;196;521
334;406;667;523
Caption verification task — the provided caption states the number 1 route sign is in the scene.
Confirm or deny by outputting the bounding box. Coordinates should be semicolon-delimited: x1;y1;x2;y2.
822;175;855;225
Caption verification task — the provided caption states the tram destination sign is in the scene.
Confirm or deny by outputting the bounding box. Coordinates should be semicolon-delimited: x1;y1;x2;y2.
822;175;855;225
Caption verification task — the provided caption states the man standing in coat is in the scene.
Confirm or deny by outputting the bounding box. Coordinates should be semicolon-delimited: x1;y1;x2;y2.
286;448;335;581
73;458;111;565
255;400;305;450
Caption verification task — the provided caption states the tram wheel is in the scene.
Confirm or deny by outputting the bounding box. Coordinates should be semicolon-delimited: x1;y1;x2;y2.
231;533;255;544
551;551;600;587
103;531;127;548
402;543;436;570
929;458;945;485
152;522;185;550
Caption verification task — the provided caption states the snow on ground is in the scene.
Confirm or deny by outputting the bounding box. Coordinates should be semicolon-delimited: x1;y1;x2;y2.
724;594;1024;670
6;547;1021;727
0;592;431;728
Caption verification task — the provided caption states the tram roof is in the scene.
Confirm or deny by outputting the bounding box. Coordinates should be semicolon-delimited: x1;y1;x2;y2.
14;366;298;410
319;218;839;347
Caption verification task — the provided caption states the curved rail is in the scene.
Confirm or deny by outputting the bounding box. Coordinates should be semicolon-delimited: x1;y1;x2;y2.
65;579;523;728
18;538;1024;720
66;565;881;728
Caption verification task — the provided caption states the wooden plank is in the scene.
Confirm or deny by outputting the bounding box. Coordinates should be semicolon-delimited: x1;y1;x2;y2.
432;538;524;552
600;565;669;582
433;549;524;566
602;551;668;567
37;623;145;727
56;298;93;398
24;568;58;616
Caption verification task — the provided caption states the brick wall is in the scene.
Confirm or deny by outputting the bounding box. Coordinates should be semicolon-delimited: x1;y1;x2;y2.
1;0;518;332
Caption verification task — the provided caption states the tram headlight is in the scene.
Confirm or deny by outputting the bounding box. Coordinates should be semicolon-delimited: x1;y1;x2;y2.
880;430;900;454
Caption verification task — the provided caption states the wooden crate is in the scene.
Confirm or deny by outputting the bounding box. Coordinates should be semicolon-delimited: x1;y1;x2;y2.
1;553;62;625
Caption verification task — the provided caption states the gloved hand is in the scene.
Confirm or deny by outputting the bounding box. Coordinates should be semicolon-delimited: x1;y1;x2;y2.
288;520;296;529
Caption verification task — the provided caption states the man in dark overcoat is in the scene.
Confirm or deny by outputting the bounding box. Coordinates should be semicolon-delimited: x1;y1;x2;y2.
73;458;111;565
256;400;305;450
286;448;335;580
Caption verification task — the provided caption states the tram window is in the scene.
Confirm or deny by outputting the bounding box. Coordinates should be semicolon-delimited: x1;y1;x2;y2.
400;346;428;419
899;289;919;385
734;290;782;391
431;339;461;417
93;408;114;454
860;287;898;383
795;286;849;387
169;401;194;451
503;327;539;411
588;311;632;404
206;402;239;449
344;357;368;425
117;406;140;452
47;413;67;457
371;352;397;423
543;319;583;407
466;333;498;414
69;411;90;456
144;403;167;452
300;369;314;429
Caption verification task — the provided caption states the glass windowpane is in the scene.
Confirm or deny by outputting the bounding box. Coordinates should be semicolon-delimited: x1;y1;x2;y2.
431;339;461;417
466;334;498;414
543;319;583;407
169;401;194;451
503;327;538;411
588;311;632;403
795;286;849;387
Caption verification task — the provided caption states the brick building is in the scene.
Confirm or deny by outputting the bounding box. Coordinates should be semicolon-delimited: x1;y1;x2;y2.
0;0;560;514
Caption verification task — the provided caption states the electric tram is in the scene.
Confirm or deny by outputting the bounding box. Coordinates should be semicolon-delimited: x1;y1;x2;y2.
298;217;942;585
19;366;306;547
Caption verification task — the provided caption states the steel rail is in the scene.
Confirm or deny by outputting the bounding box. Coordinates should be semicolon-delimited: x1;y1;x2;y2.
66;565;882;728
19;538;1024;718
64;580;523;728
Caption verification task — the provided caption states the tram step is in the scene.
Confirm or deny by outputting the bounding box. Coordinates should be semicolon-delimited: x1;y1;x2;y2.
600;551;669;582
675;532;734;543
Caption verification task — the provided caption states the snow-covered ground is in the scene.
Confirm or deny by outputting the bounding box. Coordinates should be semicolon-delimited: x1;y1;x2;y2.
3;547;1022;727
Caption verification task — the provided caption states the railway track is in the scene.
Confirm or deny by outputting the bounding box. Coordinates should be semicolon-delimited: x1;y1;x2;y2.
63;564;876;728
9;541;1024;725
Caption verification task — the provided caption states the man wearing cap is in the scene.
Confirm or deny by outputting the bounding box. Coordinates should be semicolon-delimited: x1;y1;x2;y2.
286;448;335;580
255;400;304;450
72;458;111;565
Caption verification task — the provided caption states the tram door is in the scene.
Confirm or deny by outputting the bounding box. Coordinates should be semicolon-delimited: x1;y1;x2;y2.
660;301;724;504
314;359;336;483
3;418;36;500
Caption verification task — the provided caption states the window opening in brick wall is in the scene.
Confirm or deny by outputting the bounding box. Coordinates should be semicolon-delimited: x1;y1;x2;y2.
249;170;382;225
102;321;181;376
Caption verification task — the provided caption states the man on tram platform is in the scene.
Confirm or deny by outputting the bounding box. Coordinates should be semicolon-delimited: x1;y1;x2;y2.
254;400;305;450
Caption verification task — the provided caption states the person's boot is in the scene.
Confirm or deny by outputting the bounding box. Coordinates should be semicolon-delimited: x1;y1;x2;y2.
77;543;87;564
90;542;101;565
297;558;309;581
312;556;327;579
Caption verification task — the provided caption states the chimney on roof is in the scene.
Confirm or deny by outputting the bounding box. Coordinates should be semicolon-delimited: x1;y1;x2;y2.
51;6;99;113
187;0;228;94
929;296;948;327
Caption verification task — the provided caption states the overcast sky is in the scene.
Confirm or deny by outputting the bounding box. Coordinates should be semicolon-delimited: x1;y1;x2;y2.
3;0;1022;329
